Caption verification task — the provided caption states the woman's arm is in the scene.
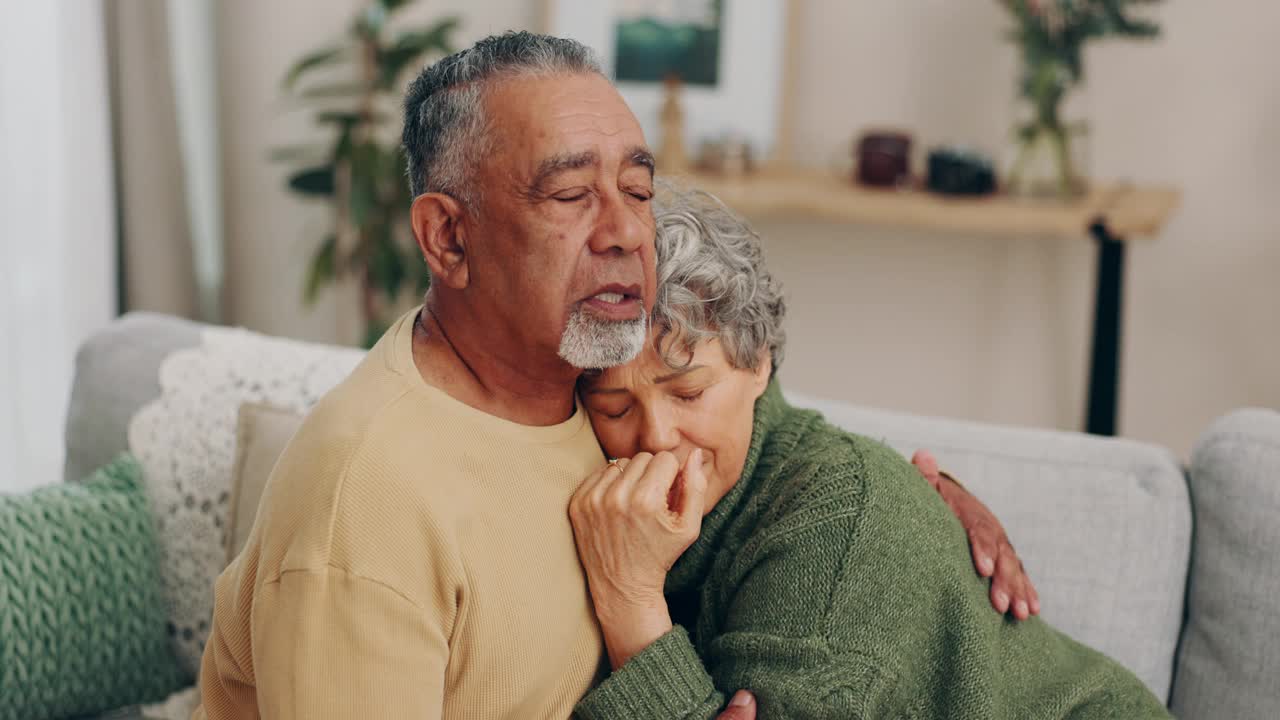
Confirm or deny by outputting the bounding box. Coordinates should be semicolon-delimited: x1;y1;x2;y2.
568;451;705;671
569;452;916;720
570;453;916;720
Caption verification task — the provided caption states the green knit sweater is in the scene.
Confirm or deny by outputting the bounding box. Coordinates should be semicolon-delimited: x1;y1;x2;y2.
575;382;1169;719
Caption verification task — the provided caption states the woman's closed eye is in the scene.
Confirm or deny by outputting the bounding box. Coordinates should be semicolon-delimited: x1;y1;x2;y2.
673;389;705;403
598;405;631;420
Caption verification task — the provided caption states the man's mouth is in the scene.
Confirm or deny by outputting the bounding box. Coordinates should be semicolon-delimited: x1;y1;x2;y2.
581;284;644;320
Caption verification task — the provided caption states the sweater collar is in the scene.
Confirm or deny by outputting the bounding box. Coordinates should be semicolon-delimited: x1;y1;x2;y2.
666;378;793;595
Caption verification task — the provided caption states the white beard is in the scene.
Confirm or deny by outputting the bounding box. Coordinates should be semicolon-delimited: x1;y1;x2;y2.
557;306;647;369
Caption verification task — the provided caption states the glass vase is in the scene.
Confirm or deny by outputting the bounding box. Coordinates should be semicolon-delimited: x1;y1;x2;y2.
1006;62;1090;200
1006;120;1089;200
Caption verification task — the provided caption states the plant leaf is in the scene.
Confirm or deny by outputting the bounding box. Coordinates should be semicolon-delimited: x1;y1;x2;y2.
369;232;406;303
332;124;355;165
316;110;384;127
348;143;382;230
378;18;460;88
296;83;368;99
361;322;389;350
268;144;326;165
353;4;388;39
305;235;338;304
1098;0;1162;37
288;165;336;196
283;47;347;90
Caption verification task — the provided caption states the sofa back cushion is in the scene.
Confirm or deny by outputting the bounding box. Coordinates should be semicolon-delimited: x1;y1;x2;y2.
787;392;1191;703
66;314;1192;701
1171;408;1280;720
64;313;200;483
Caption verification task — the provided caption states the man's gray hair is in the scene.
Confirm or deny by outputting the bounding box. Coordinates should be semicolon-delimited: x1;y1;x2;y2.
402;31;602;209
652;186;787;373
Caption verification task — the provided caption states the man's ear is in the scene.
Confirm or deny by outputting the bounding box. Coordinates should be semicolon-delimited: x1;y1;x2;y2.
411;192;470;290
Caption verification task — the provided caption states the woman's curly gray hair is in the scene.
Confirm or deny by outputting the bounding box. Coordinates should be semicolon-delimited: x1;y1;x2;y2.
651;185;787;374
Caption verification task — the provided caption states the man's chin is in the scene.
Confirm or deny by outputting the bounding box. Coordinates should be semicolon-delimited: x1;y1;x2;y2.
557;308;647;370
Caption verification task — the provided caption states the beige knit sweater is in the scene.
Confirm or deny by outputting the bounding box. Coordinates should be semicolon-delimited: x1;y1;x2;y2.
194;308;606;719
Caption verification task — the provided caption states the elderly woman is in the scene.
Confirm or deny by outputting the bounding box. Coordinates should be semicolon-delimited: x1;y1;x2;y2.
568;191;1169;719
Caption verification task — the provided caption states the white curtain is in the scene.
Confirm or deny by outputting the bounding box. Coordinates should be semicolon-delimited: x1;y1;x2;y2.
0;2;117;491
167;0;224;324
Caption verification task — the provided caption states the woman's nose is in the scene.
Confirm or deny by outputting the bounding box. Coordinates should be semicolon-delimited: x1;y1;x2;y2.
639;407;680;454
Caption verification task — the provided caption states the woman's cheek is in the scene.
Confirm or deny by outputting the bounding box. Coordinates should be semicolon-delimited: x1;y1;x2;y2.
599;422;631;459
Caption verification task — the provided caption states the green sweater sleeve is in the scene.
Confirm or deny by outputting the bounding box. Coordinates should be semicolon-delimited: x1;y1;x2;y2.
573;626;723;720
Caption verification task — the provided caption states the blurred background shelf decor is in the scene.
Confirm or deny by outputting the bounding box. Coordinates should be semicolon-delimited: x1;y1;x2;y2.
548;0;789;175
1000;0;1163;199
3;0;1277;484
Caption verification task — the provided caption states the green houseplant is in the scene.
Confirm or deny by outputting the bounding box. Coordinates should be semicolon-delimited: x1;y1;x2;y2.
276;0;459;347
1000;0;1161;199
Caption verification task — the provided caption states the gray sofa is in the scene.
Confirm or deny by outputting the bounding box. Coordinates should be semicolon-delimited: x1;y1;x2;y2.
63;313;1280;719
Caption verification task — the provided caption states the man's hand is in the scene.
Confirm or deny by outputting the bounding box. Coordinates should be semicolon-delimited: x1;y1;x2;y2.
716;691;756;719
912;449;1041;621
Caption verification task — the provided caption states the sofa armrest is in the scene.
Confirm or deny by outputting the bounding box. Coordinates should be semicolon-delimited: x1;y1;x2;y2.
63;313;202;483
1172;408;1280;720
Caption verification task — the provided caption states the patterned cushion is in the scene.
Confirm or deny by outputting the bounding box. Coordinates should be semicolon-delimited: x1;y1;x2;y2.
0;454;185;719
127;327;362;674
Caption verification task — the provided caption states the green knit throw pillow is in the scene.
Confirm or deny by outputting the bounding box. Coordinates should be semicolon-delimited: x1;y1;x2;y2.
0;453;186;720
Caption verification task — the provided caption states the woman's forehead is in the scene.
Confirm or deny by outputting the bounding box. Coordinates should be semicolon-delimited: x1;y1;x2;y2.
584;337;729;390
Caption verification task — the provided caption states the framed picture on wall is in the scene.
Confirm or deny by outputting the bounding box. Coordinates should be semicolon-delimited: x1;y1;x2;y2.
544;0;790;167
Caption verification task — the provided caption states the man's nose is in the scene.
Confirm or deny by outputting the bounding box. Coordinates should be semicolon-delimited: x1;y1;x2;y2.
587;189;650;256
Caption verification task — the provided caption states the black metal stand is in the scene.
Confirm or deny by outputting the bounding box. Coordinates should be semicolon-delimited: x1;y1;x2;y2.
1085;220;1126;436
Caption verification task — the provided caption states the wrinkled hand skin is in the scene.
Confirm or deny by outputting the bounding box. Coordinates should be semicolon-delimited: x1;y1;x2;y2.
569;450;708;670
912;449;1041;620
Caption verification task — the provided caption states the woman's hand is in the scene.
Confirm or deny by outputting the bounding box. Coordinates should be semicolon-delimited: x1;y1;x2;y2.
569;450;708;670
912;449;1042;621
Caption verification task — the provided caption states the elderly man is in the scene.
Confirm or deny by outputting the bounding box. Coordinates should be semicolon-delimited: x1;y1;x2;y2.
194;32;1030;720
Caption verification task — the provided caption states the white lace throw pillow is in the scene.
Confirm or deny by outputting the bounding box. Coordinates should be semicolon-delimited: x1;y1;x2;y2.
127;326;363;675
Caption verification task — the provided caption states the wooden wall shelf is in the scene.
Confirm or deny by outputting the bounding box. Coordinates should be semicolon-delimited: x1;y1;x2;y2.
668;167;1182;438
672;169;1180;241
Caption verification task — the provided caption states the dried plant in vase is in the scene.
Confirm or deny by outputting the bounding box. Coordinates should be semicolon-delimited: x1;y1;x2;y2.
1000;0;1161;199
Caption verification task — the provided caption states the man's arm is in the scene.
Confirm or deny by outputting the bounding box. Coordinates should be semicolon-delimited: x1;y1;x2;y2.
250;567;448;719
912;449;1041;619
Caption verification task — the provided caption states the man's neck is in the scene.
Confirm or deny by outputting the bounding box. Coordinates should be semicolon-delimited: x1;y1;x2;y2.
410;304;580;427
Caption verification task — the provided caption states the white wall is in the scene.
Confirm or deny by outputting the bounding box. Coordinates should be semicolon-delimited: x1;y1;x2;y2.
769;0;1280;457
0;2;117;490
215;0;1280;459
